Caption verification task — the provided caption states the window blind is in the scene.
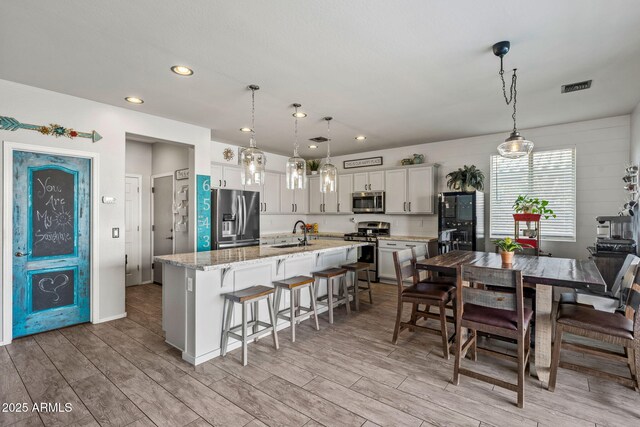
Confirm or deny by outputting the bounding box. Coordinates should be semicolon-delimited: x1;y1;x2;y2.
490;148;576;241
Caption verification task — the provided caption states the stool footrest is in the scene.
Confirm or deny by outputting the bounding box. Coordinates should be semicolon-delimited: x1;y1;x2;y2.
227;322;275;342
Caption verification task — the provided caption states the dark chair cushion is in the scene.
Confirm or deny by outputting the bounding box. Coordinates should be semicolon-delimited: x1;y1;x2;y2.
420;275;456;285
463;303;533;331
556;304;633;340
402;282;454;301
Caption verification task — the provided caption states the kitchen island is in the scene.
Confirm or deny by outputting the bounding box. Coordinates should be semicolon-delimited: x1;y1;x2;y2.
154;239;369;365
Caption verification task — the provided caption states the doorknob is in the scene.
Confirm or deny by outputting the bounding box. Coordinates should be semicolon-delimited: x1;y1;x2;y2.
15;251;30;257
165;236;174;240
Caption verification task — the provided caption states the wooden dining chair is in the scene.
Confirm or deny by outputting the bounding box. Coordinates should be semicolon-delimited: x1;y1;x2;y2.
548;273;640;393
412;243;455;285
560;254;640;312
392;248;456;359
452;264;533;408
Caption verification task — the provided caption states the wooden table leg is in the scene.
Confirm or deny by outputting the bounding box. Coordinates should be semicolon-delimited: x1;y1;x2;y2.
535;284;553;385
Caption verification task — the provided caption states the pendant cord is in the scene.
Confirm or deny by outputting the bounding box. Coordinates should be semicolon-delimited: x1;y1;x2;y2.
499;61;518;133
250;87;256;148
326;118;331;164
293;106;299;157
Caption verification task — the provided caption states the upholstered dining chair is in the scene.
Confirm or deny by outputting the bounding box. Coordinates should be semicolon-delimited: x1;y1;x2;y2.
549;272;640;393
392;248;456;359
452;264;532;408
411;243;455;285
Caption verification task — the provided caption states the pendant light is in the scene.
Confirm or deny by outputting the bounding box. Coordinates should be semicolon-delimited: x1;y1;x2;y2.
240;84;266;185
493;41;534;159
285;103;307;189
319;116;337;193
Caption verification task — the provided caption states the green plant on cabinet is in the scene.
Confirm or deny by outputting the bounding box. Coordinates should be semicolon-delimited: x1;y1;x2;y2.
446;165;485;191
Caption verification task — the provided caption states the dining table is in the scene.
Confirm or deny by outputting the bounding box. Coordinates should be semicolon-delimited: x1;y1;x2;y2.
416;250;607;386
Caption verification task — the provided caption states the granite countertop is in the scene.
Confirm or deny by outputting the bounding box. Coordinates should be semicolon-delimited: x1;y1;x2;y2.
154;239;369;271
378;235;438;242
261;231;345;239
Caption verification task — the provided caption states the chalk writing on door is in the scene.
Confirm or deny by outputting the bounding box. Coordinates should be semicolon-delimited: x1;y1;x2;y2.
31;269;75;311
30;168;76;257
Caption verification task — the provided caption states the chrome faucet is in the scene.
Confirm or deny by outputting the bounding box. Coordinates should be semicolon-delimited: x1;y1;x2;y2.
292;220;308;246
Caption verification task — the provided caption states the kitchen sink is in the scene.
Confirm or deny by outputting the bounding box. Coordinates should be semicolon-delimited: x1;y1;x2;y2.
271;242;313;249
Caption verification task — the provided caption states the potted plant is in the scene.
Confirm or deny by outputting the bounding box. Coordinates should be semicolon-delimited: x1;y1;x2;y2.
446;165;485;192
307;159;321;175
512;195;556;236
494;237;524;264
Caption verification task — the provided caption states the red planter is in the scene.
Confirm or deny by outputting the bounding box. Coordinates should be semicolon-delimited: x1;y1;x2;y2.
513;213;541;222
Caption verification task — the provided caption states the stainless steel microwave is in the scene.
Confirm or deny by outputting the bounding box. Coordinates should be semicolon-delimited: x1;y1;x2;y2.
352;191;385;213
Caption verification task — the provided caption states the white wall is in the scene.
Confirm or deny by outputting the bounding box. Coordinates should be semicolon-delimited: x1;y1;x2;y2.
125;141;153;283
308;116;630;260
0;79;211;344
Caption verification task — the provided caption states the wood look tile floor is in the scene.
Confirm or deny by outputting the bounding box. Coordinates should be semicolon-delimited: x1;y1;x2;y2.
2;283;640;426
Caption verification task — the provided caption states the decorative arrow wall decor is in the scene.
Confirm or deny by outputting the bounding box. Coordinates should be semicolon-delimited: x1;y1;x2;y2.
0;116;102;142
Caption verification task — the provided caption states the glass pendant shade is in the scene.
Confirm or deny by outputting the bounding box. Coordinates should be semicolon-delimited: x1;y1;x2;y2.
320;162;337;193
241;84;266;186
497;131;534;159
240;138;266;185
286;155;306;189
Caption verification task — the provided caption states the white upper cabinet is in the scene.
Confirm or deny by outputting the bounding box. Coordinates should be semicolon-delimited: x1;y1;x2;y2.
280;174;295;213
262;172;281;214
353;173;368;192
308;176;323;214
368;171;385;191
210;164;243;190
337;174;353;214
353;171;385;192
211;164;223;189
324;187;338;213
407;166;435;214
294;183;308;214
382;165;436;214
384;169;408;213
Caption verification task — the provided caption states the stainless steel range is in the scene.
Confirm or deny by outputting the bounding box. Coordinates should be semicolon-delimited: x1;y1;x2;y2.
344;221;391;282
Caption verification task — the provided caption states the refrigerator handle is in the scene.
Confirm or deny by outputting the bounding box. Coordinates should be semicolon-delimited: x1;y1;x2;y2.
236;195;243;236
242;196;248;235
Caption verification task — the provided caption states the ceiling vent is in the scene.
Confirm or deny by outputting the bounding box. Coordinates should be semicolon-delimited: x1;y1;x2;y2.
561;80;592;94
309;136;329;143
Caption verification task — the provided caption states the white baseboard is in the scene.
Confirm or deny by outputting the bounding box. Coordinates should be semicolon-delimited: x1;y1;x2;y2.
93;312;127;323
140;280;154;285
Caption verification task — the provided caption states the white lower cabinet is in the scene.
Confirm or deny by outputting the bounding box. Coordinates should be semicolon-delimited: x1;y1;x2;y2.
377;240;423;281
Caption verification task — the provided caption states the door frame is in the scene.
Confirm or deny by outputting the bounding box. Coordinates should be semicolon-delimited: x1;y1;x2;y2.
125;174;143;286
2;141;100;345
150;173;175;276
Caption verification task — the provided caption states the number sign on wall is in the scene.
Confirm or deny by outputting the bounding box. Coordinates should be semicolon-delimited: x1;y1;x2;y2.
30;167;77;257
196;175;212;251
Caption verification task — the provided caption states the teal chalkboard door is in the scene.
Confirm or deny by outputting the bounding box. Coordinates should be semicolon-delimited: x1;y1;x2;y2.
12;151;91;338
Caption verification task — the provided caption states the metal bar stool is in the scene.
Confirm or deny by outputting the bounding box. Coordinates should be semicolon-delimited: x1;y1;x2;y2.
273;275;320;342
313;267;350;324
221;285;279;366
341;262;373;311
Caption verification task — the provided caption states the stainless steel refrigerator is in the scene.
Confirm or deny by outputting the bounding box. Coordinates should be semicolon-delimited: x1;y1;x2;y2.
212;189;260;249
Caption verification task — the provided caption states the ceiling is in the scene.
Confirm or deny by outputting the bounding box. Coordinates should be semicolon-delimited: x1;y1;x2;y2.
2;1;640;157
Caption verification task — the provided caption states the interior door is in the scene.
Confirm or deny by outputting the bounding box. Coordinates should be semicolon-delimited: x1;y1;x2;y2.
152;175;174;284
125;176;141;286
12;150;91;338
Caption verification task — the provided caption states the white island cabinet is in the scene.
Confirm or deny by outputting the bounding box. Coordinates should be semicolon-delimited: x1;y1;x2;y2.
155;240;366;365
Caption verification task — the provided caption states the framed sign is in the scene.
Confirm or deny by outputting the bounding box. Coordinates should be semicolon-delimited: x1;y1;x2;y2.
175;168;189;180
343;156;383;169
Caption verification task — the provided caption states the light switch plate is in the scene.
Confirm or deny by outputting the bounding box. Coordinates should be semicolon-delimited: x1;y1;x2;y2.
187;277;193;292
112;228;120;238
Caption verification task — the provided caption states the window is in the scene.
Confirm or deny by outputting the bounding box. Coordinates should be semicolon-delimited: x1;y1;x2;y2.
490;148;576;241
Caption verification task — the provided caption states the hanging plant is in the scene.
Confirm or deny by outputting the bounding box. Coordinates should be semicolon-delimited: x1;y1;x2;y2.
446;165;485;191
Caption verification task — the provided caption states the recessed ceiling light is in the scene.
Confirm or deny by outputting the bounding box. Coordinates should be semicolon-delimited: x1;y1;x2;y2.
239;127;252;132
355;136;366;141
308;144;318;149
292;111;307;118
125;96;144;104
171;65;194;76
